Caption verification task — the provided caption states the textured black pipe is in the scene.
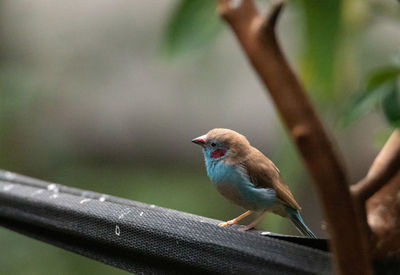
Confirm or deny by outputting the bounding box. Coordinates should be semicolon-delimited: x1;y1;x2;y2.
0;170;332;274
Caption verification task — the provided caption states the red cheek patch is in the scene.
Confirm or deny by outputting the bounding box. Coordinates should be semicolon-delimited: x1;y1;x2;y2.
211;149;226;159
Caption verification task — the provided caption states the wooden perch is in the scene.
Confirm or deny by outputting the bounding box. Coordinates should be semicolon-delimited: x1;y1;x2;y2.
217;0;371;274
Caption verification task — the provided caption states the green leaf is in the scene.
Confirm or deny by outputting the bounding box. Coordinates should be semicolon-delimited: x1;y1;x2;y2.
161;0;222;58
382;80;400;128
366;67;400;91
341;67;400;127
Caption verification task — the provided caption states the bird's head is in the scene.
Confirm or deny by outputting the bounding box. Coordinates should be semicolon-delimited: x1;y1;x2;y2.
192;128;250;162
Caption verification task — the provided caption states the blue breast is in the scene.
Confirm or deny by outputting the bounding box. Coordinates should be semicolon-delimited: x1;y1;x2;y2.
204;156;278;211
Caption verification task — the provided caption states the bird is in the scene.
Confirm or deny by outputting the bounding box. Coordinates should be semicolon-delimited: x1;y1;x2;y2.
192;128;316;238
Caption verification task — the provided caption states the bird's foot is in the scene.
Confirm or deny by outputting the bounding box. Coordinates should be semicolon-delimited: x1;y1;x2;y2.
218;219;238;227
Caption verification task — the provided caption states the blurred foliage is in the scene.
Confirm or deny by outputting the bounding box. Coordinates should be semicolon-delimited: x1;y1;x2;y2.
0;71;36;135
162;0;343;100
382;80;400;127
161;0;223;58
162;0;399;126
0;70;39;169
342;66;400;128
294;0;342;99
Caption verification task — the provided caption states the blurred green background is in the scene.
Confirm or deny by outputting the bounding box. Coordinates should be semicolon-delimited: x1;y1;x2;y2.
0;0;399;274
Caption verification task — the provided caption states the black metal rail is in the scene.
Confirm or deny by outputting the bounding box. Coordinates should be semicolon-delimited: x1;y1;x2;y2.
0;170;332;274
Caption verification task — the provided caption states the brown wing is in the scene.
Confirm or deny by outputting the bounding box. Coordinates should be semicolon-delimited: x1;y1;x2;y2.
242;148;301;210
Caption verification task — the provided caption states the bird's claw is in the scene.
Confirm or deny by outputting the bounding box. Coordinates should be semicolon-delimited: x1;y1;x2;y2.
218;219;237;227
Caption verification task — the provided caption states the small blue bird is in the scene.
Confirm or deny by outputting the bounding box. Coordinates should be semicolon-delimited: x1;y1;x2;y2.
192;128;316;238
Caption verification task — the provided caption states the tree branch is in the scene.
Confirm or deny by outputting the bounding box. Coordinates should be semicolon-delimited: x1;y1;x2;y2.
351;130;400;202
217;0;371;274
351;130;400;256
366;170;400;258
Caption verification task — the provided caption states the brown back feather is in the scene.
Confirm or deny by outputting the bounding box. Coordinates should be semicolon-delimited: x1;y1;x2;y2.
242;148;301;210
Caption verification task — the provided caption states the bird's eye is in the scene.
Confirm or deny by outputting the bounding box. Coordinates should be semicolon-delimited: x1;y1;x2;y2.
211;142;216;147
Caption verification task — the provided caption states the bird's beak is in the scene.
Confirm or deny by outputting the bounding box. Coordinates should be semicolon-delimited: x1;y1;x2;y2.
192;134;207;147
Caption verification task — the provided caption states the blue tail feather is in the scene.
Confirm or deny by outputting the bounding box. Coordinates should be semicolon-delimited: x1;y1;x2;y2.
287;208;317;238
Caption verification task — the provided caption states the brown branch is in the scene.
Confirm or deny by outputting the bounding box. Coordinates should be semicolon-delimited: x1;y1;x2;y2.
366;170;400;258
351;130;400;202
217;0;371;274
351;130;400;256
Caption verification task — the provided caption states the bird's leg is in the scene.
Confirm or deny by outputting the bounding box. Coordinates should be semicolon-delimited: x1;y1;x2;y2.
239;211;267;232
218;210;253;227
